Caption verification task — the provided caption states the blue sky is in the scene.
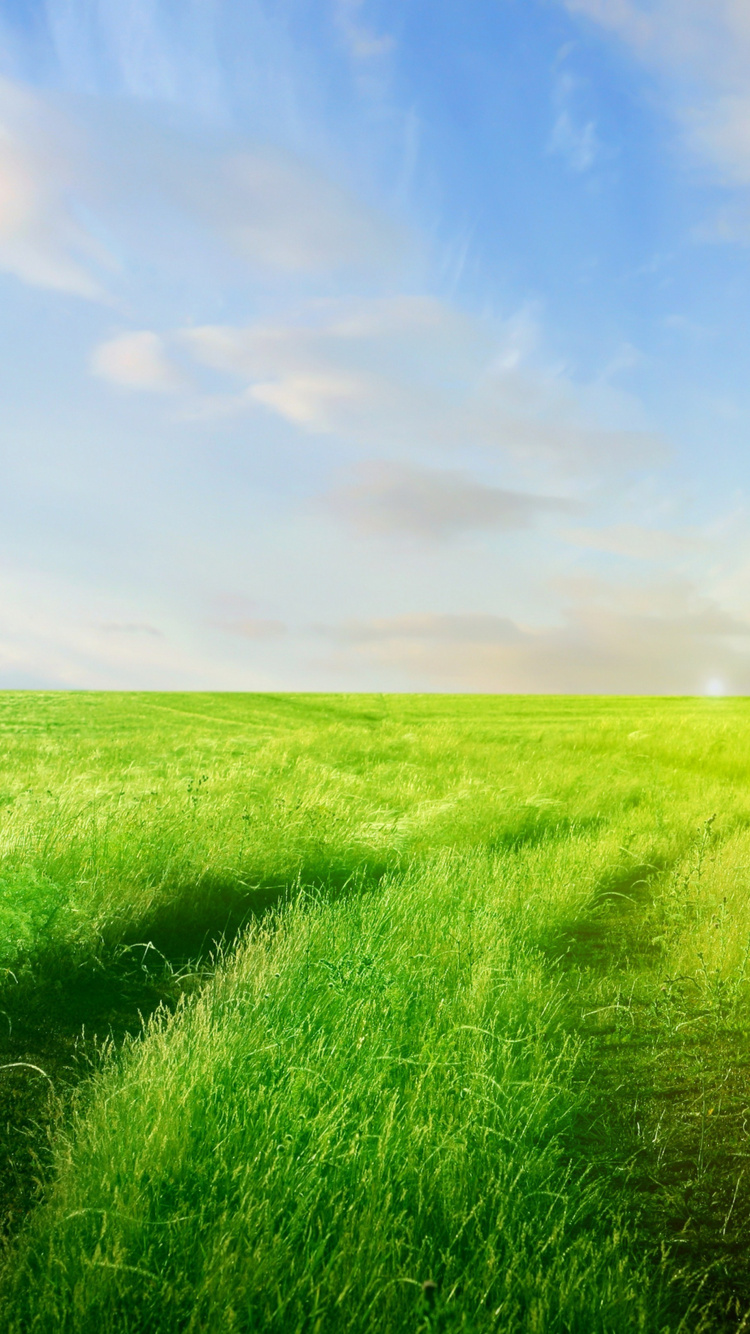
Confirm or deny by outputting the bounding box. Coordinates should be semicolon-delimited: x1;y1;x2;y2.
2;0;750;691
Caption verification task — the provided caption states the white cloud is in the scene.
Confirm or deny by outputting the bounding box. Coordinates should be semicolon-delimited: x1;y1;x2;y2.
182;296;662;477
319;578;750;693
323;460;578;539
0;77;107;297
90;330;186;391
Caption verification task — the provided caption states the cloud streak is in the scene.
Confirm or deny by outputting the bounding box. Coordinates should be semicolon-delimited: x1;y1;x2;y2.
548;70;600;173
218;618;287;640
319;579;750;693
44;0;226;115
0;78;108;297
323;461;578;539
335;0;395;60
564;523;706;561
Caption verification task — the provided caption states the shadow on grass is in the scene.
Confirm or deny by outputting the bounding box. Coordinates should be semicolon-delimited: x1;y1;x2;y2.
567;1023;750;1332
487;812;607;857
114;855;392;963
0;855;391;1248
542;859;668;973
547;855;750;1329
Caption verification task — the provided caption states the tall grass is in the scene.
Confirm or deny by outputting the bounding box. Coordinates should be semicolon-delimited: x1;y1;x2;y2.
1;691;744;978
1;848;686;1332
3;693;750;1329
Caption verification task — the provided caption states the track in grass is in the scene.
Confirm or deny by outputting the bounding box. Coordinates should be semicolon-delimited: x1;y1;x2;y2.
2;693;750;1329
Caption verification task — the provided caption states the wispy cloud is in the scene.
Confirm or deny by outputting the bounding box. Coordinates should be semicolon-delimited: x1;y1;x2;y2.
565;522;706;561
549;109;599;172
43;0;226;117
97;622;163;636
323;460;578;539
83;116;412;286
0;77;410;305
180;296;662;476
334;0;395;60
565;2;750;190
548;69;600;172
188;147;406;275
0;77;109;297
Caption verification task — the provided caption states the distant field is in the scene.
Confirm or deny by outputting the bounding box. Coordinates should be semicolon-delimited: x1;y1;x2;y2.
2;691;750;1331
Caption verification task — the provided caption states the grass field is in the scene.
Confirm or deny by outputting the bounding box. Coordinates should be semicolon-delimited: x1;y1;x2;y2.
2;691;750;1330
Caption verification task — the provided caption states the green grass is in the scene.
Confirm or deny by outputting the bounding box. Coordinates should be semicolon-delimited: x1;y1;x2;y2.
2;692;750;1329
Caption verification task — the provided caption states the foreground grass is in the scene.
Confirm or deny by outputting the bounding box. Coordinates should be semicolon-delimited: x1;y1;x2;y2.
2;693;750;1329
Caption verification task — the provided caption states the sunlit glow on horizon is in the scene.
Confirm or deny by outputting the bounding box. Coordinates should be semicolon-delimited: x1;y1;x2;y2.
705;678;727;697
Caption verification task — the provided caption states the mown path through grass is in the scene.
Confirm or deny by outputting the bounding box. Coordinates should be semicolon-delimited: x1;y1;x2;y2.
0;937;206;1238
554;831;750;1329
3;694;750;1328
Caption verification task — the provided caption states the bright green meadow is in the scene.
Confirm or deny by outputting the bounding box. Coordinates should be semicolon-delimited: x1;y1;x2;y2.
2;691;750;1331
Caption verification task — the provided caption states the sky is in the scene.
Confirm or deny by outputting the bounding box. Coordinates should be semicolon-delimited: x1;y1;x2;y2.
2;1;750;692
